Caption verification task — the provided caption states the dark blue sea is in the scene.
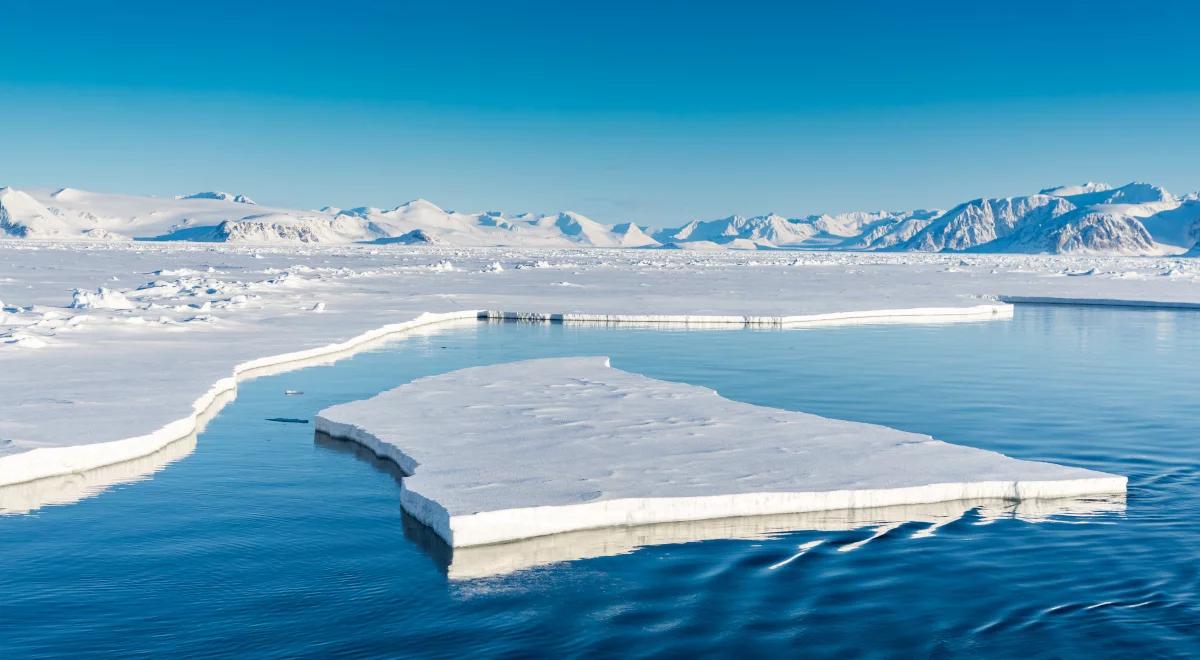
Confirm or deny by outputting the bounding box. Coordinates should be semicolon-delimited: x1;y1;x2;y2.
3;306;1197;657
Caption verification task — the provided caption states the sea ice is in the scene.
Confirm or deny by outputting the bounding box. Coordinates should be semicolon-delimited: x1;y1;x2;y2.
2;243;1197;490
314;357;1126;548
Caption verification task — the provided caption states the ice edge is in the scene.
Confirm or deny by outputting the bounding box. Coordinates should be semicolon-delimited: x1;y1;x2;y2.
0;304;1011;487
312;409;1126;549
998;296;1200;310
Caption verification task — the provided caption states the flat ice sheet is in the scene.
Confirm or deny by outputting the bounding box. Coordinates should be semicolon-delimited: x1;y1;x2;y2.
315;357;1125;547
4;243;1198;487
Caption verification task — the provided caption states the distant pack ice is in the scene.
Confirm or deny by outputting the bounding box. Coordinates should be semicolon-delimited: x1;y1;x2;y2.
2;181;1198;254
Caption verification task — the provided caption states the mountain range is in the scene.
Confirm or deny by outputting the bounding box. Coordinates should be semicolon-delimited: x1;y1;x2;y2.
2;181;1198;255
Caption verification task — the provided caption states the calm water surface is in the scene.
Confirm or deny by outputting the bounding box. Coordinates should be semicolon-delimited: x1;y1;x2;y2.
2;306;1198;657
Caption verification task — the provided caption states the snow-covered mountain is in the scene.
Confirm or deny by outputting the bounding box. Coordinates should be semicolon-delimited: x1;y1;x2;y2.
0;188;80;238
890;195;1076;252
2;181;1198;254
659;181;1200;255
0;187;303;241
176;191;257;204
652;209;942;249
0;187;655;248
336;201;657;248
959;183;1193;255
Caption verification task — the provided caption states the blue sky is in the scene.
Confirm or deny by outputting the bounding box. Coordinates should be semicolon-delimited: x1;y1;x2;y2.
2;0;1198;226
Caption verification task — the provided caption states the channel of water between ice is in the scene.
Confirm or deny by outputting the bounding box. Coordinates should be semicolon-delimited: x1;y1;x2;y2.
0;304;1010;489
3;294;1183;519
9;296;1185;576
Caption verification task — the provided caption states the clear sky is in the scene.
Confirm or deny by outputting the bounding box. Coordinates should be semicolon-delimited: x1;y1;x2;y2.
2;0;1198;226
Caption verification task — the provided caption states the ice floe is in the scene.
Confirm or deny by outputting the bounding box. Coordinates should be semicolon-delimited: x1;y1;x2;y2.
314;357;1126;549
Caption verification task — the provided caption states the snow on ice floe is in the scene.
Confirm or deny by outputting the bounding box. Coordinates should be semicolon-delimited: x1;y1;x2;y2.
314;357;1126;549
69;287;136;310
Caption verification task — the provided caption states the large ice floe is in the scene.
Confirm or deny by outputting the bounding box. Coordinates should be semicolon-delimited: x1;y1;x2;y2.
315;357;1126;550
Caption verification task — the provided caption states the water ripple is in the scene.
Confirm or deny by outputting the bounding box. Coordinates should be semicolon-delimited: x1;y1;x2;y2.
1;306;1198;656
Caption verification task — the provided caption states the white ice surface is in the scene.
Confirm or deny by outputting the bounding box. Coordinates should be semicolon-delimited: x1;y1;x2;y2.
2;243;1199;488
314;357;1125;548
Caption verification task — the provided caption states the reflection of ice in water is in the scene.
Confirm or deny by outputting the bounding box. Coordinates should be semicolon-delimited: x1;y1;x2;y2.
315;430;1125;581
429;496;1125;580
0;319;469;514
482;306;1010;331
0;388;233;515
0;433;197;515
